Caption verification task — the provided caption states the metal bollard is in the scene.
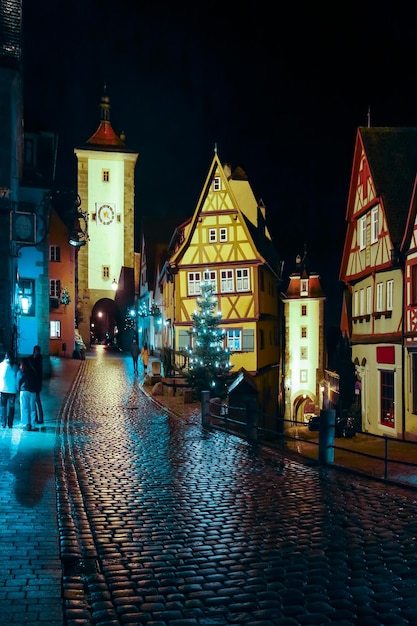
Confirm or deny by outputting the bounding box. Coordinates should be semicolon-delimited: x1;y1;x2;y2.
318;409;335;464
201;390;210;428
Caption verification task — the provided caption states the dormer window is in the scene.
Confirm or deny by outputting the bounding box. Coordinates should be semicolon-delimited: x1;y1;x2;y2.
213;176;221;191
300;279;308;296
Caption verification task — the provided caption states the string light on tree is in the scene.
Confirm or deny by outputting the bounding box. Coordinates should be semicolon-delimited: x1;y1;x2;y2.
183;280;232;399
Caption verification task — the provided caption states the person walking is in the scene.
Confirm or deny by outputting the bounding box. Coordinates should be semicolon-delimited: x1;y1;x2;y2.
141;342;150;375
130;339;140;374
0;351;18;428
16;357;38;431
30;345;44;424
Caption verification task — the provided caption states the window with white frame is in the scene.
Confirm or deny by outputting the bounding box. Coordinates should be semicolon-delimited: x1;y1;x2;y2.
353;291;359;316
188;272;202;295
219;227;227;242
49;245;61;262
213;176;221;191
300;279;308;296
301;326;307;338
203;269;216;291
360;288;365;316
209;229;216;243
220;269;234;292
50;279;61;298
300;370;308;383
387;279;393;311
300;346;308;359
376;282;383;312
227;329;241;351
236;268;250;291
50;320;61;339
359;215;367;250
367;286;372;315
371;207;379;244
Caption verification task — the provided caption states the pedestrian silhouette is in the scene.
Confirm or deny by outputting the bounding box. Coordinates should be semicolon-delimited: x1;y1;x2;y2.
130;339;140;374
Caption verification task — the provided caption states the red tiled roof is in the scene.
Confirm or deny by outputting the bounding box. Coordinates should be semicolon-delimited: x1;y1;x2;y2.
87;121;125;147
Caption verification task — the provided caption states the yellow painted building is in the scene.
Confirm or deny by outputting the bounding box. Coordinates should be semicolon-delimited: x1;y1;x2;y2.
74;93;138;348
160;152;282;419
281;253;326;423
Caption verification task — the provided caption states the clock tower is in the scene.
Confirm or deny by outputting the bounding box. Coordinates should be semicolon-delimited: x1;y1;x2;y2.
74;92;139;347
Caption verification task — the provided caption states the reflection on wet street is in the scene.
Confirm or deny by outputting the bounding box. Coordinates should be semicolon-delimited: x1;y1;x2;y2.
60;350;417;625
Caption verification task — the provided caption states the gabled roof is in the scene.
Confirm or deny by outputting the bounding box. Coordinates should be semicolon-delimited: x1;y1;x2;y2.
168;151;282;277
340;127;417;280
359;127;417;246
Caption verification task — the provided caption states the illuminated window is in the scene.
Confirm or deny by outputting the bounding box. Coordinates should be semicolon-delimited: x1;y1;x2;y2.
359;215;366;250
300;279;308;296
50;279;61;298
18;278;35;316
380;370;394;427
220;269;234;292
219;228;227;242
103;265;110;279
236;268;250;291
227;329;241;351
367;286;372;314
387;280;393;311
50;320;61;339
300;370;308;383
209;229;216;243
188;272;202;295
301;326;307;338
360;288;365;315
301;304;307;316
371;207;379;244
213;176;221;191
353;291;359;316
376;282;383;312
49;245;60;262
203;270;216;291
412;265;417;305
102;169;110;182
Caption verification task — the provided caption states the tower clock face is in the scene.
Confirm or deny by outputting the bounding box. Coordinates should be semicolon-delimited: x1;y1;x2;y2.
98;204;115;225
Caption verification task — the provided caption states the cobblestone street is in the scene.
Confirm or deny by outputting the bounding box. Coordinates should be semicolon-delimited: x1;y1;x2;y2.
54;348;417;625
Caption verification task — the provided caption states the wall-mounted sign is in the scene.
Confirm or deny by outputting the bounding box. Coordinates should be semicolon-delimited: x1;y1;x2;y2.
11;212;36;243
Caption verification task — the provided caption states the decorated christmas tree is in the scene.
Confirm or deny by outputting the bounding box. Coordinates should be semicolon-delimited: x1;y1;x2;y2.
183;280;232;399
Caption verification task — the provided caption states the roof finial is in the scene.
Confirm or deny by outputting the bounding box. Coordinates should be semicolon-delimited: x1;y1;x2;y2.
367;104;371;128
214;142;217;154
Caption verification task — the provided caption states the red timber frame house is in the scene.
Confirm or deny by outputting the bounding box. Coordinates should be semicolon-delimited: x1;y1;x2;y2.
340;126;417;440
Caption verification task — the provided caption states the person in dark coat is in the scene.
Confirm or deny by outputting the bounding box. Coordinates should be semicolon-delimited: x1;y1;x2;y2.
130;339;140;374
16;357;38;431
29;345;44;424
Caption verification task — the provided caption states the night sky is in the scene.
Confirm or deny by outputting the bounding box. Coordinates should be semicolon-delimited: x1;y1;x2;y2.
21;1;417;327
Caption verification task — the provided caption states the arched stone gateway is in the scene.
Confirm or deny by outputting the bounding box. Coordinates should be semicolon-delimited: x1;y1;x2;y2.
90;298;121;348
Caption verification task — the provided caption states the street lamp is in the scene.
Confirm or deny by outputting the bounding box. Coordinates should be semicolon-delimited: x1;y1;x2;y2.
111;278;118;291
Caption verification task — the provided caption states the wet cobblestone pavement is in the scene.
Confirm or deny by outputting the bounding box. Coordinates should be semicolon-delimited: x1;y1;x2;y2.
59;350;417;625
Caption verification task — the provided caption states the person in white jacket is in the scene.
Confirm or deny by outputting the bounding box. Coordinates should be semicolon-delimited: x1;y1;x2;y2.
0;352;18;428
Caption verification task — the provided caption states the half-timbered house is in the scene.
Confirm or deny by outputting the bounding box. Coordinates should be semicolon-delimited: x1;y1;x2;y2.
340;127;417;439
159;151;282;420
